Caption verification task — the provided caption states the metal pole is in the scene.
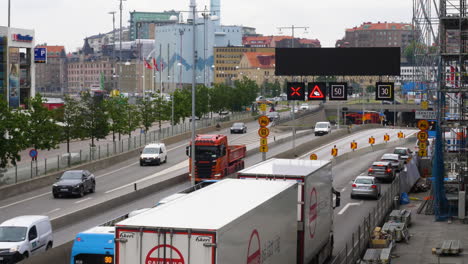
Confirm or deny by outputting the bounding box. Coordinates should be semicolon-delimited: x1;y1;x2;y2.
8;0;11;27
109;11;116;90
190;0;197;186
119;0;123;91
172;94;175;135
159;43;163;95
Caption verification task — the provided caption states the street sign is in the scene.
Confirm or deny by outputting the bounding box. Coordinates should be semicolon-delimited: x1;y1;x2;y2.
417;131;429;141
34;48;47;63
415;110;436;120
418;148;427;157
384;134;390;142
350;141;357;150
417;119;429;130
258;115;270;127
260;104;267;112
260;145;269;152
398;131;404;138
368;137;375;145
418;141;428;150
29;149;38;159
287;82;306;101
331;147;338;157
310;153;318;160
329;82;348;101
307;83;326;100
260;138;268;146
375;82;394;101
258;127;270;138
421;101;429;110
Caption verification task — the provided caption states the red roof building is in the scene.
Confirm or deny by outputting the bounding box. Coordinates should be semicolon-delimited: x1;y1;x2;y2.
243;35;321;48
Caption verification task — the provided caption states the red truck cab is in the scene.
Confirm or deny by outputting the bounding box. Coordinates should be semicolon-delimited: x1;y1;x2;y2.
187;134;246;182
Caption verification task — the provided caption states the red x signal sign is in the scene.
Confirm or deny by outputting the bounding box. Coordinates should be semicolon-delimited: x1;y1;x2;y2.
307;83;326;100
287;82;305;101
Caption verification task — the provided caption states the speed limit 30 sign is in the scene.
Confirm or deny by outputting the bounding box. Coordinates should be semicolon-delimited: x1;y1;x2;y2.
375;82;394;101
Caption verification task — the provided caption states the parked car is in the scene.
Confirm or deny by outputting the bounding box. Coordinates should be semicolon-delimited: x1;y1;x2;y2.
380;153;404;172
140;143;167;166
314;121;332;136
230;122;247;134
218;110;229;116
393;147;413;164
351;175;380;200
367;161;395;182
52;170;96;198
0;215;53;262
300;103;310;110
189;116;201;122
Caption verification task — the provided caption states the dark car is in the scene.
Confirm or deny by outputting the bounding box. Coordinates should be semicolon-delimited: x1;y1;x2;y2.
393;147;413;164
230;122;247;134
368;161;395;182
266;111;280;122
52;170;96;198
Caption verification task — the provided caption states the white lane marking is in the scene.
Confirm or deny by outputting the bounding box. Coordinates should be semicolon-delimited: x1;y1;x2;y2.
74;197;92;204
0;192;51;210
105;160;188;194
341;187;347;192
47;208;61;214
337;201;362;215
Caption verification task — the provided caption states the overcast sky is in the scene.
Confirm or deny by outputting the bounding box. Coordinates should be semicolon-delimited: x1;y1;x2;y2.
0;0;412;51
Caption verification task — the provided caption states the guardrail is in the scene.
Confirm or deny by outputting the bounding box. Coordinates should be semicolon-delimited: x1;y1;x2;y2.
0;112;252;187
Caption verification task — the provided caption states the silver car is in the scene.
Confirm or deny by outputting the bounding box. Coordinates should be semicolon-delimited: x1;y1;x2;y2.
351;175;380;200
380;153;404;172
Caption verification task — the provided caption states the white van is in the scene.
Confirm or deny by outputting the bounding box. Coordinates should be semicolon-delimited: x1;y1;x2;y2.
139;143;167;166
0;215;53;262
314;121;332;136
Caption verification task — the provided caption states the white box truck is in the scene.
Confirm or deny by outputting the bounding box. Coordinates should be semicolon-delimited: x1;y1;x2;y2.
238;158;340;264
115;179;298;264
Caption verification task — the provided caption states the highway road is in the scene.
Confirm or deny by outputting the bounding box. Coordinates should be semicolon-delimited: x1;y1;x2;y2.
0;124;418;252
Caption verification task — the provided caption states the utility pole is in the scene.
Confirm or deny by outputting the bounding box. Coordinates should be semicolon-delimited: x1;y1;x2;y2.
277;25;308;155
190;0;197;186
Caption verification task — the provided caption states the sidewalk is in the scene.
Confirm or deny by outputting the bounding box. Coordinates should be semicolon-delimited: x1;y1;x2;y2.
392;191;468;264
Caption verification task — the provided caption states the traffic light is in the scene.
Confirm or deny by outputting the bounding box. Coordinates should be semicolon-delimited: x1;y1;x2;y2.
307;82;326;100
287;82;306;101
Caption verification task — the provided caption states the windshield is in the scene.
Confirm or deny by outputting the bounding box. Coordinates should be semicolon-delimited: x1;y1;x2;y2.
316;123;328;128
232;123;244;128
382;155;397;161
61;171;83;179
355;178;373;184
0;226;27;242
143;147;160;154
195;146;219;160
394;149;407;155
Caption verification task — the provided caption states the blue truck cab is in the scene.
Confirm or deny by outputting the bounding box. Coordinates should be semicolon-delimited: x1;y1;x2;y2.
70;226;115;264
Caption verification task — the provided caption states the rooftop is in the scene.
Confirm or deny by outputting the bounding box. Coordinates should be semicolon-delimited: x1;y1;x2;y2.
346;22;413;32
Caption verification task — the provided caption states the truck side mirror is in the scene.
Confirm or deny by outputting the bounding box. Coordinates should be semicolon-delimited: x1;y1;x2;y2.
332;188;341;208
186;146;190;157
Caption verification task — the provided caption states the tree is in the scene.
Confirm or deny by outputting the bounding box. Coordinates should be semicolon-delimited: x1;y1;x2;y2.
172;89;191;124
23;94;62;153
0;97;28;168
81;92;109;147
230;77;259;111
315;76;337;82
121;101;141;139
53;95;85;153
138;96;156;133
209;83;230;114
195;85;210;118
104;96;126;141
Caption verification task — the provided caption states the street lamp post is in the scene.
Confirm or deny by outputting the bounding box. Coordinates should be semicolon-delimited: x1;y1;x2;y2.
118;0;125;92
190;0;197;186
108;11;117;91
277;25;309;156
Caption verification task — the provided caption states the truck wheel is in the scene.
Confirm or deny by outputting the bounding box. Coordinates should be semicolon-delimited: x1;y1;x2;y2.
46;242;53;251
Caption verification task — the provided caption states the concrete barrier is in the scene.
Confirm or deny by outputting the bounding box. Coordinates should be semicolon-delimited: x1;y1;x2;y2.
0;115;257;200
19;241;73;264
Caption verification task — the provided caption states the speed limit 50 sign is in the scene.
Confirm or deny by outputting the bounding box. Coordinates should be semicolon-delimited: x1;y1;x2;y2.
329;82;348;101
375;82;394;101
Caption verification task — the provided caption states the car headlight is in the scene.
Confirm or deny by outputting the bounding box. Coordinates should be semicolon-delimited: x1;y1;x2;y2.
9;245;20;252
74;184;81;188
53;184;58;187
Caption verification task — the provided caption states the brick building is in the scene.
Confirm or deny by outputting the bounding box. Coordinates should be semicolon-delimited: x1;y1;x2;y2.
336;22;414;49
242;35;321;48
